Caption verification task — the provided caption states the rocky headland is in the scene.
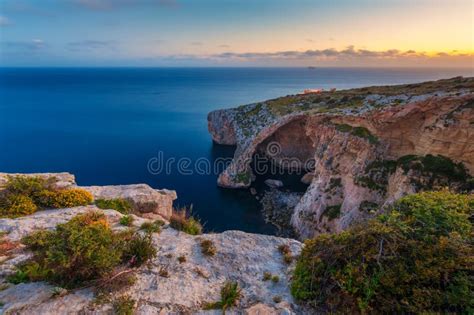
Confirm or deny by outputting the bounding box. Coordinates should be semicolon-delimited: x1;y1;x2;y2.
0;77;472;314
208;77;474;239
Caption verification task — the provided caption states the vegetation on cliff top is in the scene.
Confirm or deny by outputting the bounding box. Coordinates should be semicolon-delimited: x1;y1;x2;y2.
0;176;93;218
8;211;156;288
291;190;474;313
233;77;473;120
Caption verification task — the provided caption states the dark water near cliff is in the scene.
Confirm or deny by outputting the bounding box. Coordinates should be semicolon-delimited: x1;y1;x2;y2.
0;67;472;234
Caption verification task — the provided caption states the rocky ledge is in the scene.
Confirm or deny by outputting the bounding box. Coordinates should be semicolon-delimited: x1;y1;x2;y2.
0;173;177;221
0;173;305;314
208;77;474;239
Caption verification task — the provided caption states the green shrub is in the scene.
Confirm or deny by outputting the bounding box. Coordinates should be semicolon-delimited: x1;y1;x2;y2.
271;275;280;283
19;212;122;287
0;176;45;218
113;295;135;315
234;171;251;185
36;189;93;208
399;154;470;184
95;198;132;214
204;281;242;312
351;126;378;144
200;239;216;256
355;159;397;193
0;194;37;218
278;244;293;264
170;208;202;235
291;191;473;313
0;176;94;218
335;123;352;132
334;124;378;144
322;204;341;220
119;215;134;226
358;155;472;193
358;200;378;213
122;233;157;267
3;176;50;198
262;271;272;281
7;268;30;284
14;212;157;288
140;220;163;233
263;272;272;281
158;267;169;278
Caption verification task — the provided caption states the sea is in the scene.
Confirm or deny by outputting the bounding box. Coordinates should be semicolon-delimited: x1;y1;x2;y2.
1;67;472;234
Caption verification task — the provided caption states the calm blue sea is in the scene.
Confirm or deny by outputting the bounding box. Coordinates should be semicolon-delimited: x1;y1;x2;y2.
1;67;472;234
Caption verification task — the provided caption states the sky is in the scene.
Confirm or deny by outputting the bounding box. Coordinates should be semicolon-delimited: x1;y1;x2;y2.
0;0;473;67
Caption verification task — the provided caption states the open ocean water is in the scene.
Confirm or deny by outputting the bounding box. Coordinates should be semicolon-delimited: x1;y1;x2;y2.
1;67;472;234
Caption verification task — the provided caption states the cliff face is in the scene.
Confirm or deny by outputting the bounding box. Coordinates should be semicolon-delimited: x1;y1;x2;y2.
208;77;474;239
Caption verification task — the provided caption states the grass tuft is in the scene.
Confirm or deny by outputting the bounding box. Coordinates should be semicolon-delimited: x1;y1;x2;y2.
204;281;242;313
140;220;163;233
113;295;135;315
200;239;217;256
95;198;132;214
170;207;202;235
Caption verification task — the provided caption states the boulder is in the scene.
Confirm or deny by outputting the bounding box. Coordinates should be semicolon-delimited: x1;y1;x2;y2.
82;184;177;220
264;179;284;189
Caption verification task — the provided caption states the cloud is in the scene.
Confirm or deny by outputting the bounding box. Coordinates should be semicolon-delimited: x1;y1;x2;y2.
218;44;230;48
71;0;179;10
0;16;11;27
190;41;203;46
73;0;112;10
66;40;117;51
2;1;56;17
2;39;46;51
211;46;472;61
1;39;48;56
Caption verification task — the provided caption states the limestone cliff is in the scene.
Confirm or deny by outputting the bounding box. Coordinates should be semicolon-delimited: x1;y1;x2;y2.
208;77;474;239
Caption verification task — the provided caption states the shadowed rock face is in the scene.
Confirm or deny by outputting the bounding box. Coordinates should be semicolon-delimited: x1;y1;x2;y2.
207;109;237;145
208;77;474;239
256;117;314;170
